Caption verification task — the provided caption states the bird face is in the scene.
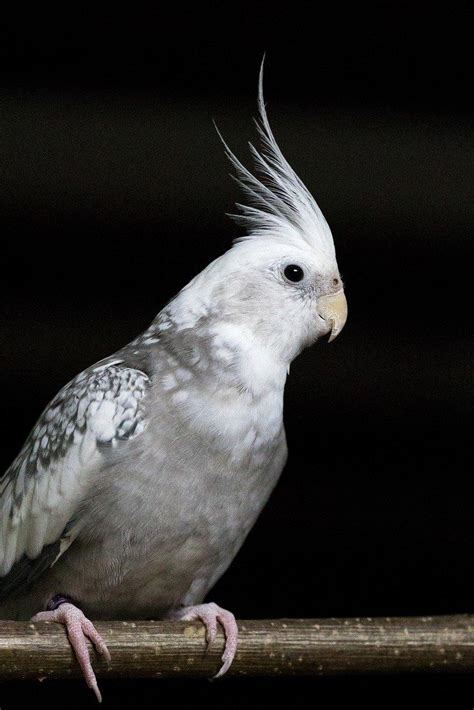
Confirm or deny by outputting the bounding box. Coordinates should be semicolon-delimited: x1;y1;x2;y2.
266;250;347;346
195;240;347;366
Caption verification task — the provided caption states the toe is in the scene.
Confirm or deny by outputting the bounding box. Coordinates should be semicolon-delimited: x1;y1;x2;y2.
169;602;238;677
82;618;112;663
204;621;217;647
32;602;105;702
66;619;103;701
214;609;238;678
201;612;218;647
31;611;54;622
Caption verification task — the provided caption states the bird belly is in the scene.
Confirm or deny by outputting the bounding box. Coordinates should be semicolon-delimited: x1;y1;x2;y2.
27;426;288;620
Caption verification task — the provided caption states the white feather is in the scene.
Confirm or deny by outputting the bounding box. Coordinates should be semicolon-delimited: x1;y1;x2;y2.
0;364;150;577
216;59;335;262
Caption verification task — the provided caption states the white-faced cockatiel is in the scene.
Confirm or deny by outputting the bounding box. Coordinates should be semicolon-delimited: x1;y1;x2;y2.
0;66;347;701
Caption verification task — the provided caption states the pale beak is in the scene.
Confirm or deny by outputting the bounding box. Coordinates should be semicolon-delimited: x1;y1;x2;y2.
317;290;348;342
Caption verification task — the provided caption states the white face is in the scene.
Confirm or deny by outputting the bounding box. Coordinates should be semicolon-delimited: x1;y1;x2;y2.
195;241;346;364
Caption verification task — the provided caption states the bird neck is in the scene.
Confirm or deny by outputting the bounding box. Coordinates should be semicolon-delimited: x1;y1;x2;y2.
148;306;288;400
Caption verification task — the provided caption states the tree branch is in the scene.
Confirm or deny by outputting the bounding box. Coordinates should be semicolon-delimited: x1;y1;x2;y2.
0;615;472;681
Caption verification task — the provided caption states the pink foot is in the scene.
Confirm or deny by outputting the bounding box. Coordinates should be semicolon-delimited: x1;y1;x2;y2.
32;602;111;702
168;602;238;677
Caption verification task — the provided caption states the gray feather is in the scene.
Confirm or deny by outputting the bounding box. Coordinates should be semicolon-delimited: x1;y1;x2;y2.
0;521;75;601
0;359;150;577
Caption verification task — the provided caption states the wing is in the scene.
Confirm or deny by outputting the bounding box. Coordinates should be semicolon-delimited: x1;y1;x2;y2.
0;360;150;597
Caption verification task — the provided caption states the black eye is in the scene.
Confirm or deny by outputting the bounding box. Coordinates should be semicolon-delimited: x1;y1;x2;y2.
284;264;304;283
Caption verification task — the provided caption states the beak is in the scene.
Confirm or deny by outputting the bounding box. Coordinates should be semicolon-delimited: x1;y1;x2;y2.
317;290;348;342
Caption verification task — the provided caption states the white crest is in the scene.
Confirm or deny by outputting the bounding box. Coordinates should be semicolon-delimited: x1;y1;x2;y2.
216;60;336;260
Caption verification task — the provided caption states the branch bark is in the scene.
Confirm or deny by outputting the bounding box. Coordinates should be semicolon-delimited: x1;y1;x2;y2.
0;615;472;681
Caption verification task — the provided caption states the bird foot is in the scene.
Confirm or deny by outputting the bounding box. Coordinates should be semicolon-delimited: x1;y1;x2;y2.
31;600;111;703
168;602;238;677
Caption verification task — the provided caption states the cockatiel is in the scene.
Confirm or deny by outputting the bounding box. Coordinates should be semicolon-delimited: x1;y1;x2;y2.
0;65;347;701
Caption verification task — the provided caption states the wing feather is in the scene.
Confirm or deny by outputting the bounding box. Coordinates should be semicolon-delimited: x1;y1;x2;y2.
0;361;150;588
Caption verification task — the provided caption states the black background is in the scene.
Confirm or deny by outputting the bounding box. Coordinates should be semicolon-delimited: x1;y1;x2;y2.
0;2;472;707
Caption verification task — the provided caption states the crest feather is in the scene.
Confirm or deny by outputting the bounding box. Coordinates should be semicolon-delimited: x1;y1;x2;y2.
216;60;335;258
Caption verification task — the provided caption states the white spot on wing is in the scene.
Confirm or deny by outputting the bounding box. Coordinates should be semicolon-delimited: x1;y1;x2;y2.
88;400;118;442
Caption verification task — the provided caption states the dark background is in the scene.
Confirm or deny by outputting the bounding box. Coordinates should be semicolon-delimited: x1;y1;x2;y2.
0;2;472;707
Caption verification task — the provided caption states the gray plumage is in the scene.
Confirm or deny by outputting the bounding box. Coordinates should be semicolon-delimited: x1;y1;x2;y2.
0;319;287;619
0;70;347;623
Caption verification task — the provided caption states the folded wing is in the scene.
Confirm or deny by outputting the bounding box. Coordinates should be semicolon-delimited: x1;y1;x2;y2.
0;361;150;597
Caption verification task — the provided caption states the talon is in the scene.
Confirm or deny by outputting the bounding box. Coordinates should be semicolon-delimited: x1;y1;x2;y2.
31;600;110;703
168;602;238;676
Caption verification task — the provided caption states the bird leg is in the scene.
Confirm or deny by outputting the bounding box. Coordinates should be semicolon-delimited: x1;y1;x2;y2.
167;601;238;677
31;596;111;703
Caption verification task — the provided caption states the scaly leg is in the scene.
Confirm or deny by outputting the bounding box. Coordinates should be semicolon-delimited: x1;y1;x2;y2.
167;601;238;677
31;596;111;703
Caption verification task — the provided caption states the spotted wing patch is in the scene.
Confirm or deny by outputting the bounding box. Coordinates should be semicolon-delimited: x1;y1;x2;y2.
0;363;150;581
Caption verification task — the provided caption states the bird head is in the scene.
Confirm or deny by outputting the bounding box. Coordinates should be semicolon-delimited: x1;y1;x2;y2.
164;64;347;371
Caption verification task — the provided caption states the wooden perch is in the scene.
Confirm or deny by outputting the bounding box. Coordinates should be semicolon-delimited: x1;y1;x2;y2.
0;615;472;681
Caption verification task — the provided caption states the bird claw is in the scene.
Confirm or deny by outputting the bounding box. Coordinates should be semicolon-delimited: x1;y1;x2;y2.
170;601;238;677
31;602;110;703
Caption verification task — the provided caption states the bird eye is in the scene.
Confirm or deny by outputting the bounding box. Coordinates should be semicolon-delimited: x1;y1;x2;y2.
283;264;304;283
